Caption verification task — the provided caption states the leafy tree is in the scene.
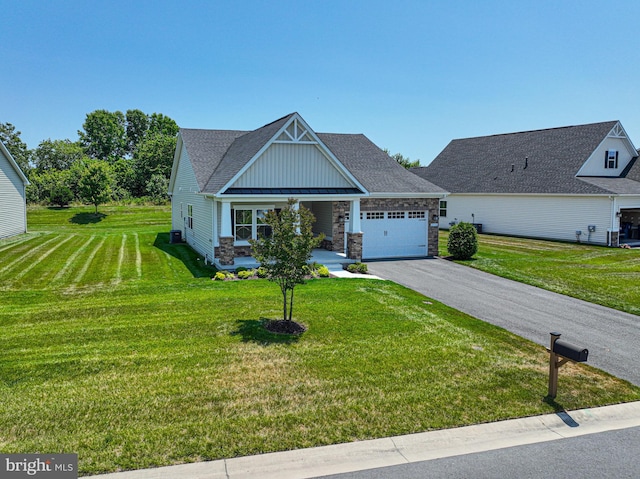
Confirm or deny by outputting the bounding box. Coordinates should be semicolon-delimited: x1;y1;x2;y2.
146;174;169;204
249;199;324;325
148;113;179;137
384;149;420;169
32;138;84;171
447;222;478;260
76;159;114;213
125;109;149;155
48;170;74;207
132;132;177;195
78;110;126;161
0;122;31;172
111;158;136;200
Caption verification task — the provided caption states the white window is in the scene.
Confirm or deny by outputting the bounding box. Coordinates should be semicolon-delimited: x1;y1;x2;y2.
233;207;273;242
366;212;385;220
388;211;405;219
439;200;447;218
408;211;426;219
187;204;193;229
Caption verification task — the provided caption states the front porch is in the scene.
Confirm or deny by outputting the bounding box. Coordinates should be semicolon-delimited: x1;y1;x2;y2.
215;248;356;272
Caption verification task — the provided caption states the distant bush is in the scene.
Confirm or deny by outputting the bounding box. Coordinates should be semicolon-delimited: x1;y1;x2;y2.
347;262;368;274
447;222;478;260
235;266;248;273
213;271;235;281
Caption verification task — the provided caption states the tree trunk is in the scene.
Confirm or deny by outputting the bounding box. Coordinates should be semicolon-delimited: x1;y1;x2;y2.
281;287;288;322
288;286;295;322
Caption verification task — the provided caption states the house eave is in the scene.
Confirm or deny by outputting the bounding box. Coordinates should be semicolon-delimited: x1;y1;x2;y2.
368;191;447;199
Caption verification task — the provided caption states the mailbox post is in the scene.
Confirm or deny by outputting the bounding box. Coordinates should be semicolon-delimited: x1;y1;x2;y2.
547;332;589;399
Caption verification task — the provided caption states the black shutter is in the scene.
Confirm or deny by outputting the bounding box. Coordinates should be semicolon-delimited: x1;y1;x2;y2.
605;150;608;168
615;150;619;169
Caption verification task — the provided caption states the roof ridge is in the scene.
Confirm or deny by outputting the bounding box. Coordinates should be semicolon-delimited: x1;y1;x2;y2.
453;120;619;142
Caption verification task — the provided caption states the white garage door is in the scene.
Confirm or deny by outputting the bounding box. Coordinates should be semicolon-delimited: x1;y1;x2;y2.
360;211;427;259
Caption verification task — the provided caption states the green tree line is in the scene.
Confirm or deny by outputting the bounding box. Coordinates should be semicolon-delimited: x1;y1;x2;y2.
1;109;179;210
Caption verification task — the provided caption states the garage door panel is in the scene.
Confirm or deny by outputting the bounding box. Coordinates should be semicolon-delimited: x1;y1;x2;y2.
361;211;427;259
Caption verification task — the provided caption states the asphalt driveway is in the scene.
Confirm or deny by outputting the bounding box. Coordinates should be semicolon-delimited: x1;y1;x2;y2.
367;258;640;387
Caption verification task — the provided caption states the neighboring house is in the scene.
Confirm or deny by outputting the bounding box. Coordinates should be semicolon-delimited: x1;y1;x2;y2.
168;113;446;267
0;140;29;239
413;121;640;247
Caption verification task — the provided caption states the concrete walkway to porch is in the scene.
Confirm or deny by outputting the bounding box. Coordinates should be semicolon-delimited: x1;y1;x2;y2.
216;249;355;271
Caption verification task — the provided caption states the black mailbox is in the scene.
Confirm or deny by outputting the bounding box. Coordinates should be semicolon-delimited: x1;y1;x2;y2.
553;340;588;362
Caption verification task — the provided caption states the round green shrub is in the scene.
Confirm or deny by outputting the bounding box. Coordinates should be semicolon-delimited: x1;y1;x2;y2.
447;222;478;260
347;262;368;274
237;270;254;279
256;267;268;278
235;266;248;273
317;266;330;277
213;271;227;281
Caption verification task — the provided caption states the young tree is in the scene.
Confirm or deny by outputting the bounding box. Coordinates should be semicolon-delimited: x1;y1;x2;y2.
249;199;323;327
76;159;114;214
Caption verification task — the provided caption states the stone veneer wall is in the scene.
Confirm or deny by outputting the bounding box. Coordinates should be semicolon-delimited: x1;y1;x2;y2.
332;198;440;257
218;236;235;265
346;232;362;260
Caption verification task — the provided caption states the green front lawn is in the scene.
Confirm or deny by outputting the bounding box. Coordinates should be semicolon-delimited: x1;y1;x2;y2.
439;231;640;316
1;207;638;475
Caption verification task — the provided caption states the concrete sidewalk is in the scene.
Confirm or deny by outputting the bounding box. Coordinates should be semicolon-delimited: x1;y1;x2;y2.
93;401;640;479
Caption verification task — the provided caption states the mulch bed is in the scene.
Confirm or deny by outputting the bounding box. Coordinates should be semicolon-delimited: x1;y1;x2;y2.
264;319;307;335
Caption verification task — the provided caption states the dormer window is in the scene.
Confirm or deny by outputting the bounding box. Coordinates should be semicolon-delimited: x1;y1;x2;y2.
605;150;618;169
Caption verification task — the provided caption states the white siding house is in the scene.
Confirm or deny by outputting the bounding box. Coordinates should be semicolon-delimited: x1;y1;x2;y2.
0;141;29;239
414;121;640;247
168;113;446;267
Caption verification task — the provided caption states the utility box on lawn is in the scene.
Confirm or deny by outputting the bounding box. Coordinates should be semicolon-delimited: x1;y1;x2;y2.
170;230;182;244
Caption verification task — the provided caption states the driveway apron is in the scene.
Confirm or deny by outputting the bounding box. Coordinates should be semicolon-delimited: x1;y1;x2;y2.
367;258;640;387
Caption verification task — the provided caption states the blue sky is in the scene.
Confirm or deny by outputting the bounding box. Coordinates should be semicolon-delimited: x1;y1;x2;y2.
2;0;640;165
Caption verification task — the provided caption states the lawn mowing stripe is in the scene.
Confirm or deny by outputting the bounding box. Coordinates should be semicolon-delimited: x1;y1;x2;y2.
10;235;75;282
134;232;142;278
71;237;107;286
0;234;41;254
52;235;96;284
113;234;127;285
0;234;59;277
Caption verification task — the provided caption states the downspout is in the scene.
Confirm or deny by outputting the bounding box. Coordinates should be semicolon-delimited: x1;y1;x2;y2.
609;195;617;247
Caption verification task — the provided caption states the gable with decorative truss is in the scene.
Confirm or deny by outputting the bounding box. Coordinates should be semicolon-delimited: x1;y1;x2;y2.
578;122;638;177
224;114;365;192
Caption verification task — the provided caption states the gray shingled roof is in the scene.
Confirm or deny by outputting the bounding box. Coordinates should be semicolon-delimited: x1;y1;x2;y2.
413;121;640;195
179;114;445;195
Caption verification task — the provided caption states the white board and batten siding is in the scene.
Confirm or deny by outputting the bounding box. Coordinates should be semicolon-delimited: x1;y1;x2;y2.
0;147;28;239
442;195;612;244
170;143;213;259
232;143;353;188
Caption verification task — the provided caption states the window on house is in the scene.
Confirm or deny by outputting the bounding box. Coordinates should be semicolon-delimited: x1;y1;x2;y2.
233;207;274;242
366;212;385;220
439;200;447;217
187;204;193;229
605;150;619;169
388;211;405;219
408;211;426;219
234;209;253;241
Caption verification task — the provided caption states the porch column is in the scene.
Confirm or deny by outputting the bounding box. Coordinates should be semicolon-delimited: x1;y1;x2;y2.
347;199;362;261
292;200;300;234
349;199;361;233
219;200;234;265
220;200;232;237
